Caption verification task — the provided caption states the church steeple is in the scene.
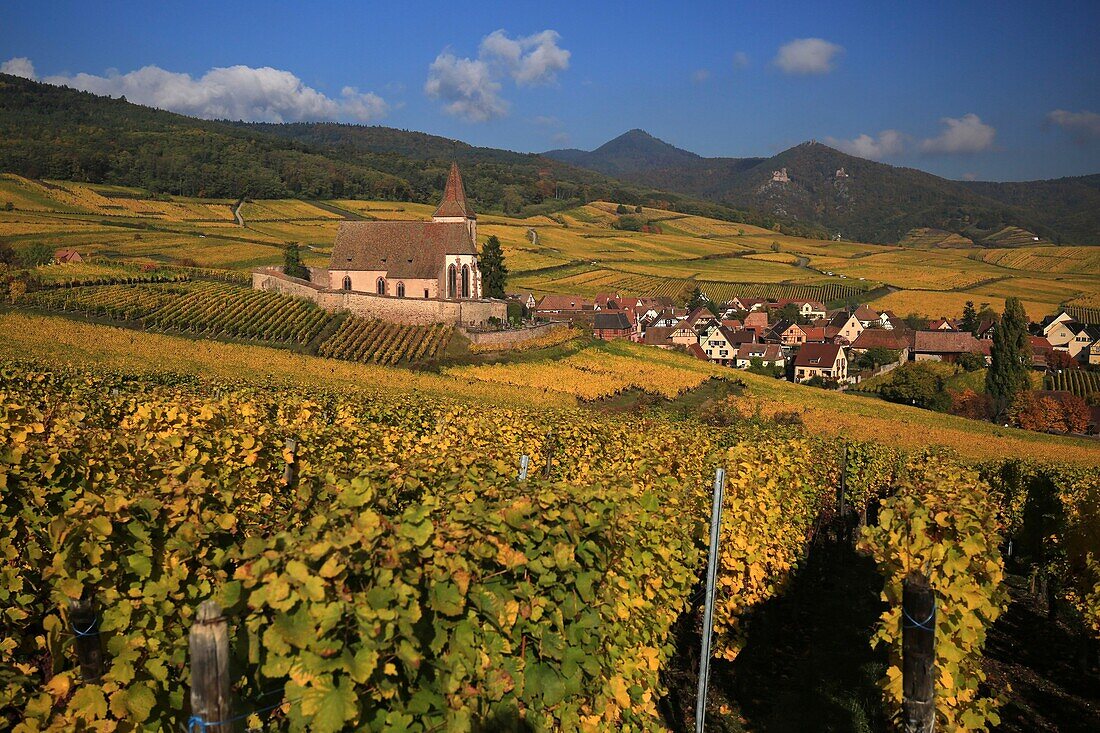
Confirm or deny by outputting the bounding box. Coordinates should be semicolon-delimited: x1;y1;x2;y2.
433;162;477;220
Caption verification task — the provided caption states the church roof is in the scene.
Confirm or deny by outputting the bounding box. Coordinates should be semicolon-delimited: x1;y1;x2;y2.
330;221;475;278
433;162;477;219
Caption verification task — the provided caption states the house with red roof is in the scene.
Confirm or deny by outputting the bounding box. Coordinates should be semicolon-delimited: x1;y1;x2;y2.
793;343;848;383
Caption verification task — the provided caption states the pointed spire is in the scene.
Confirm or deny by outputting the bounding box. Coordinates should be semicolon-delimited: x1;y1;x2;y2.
433;162;476;220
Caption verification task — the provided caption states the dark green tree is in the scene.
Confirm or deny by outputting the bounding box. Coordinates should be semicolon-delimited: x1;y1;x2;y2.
480;235;508;299
960;301;978;333
880;362;951;411
686;286;707;311
985;296;1031;413
283;243;309;280
18;242;55;268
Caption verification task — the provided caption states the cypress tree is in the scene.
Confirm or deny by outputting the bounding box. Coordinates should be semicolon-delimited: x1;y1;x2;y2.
960;300;978;333
985;297;1031;412
283;243;309;280
479;235;508;299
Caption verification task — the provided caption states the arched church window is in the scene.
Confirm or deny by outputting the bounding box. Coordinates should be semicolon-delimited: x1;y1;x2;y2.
376;277;386;295
342;275;351;291
448;264;457;299
461;265;470;298
396;282;405;298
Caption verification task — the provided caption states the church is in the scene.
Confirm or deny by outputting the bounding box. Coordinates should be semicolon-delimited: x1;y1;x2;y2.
327;163;482;300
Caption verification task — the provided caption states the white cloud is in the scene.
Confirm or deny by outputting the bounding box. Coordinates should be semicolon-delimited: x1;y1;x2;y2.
426;29;570;122
532;115;561;127
961;172;979;181
550;131;571;145
774;38;843;75
920;113;996;154
824;130;906;160
7;57;388;122
480;29;570;86
1;57;36;79
424;53;507;122
732;52;750;69
1046;109;1100;142
691;68;711;84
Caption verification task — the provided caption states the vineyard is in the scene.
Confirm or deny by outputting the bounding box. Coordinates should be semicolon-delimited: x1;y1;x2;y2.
1;360;1097;731
1045;368;1100;397
18;281;460;366
318;317;454;365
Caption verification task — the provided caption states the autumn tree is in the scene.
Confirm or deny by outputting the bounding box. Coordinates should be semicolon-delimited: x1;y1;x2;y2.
479;235;508;299
960;300;978;333
986;297;1031;415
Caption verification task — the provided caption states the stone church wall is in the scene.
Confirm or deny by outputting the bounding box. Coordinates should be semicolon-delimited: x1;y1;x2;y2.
252;268;506;326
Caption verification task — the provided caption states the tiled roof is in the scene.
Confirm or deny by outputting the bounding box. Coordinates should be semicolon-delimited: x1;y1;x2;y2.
433;162;476;219
593;311;632;330
850;329;909;350
329;221;474;277
736;343;782;361
794;342;843;367
911;330;986;354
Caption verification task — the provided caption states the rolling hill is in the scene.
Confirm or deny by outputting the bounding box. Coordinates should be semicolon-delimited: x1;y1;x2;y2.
0;73;822;237
545;130;1100;245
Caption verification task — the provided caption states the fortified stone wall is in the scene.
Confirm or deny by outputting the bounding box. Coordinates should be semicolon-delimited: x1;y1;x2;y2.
252;268;506;326
461;322;570;347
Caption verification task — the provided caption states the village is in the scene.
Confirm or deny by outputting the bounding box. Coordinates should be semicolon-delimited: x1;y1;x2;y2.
515;289;1100;389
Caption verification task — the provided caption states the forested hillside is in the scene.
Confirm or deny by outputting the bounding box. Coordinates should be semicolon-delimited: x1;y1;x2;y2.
546;130;1100;245
0;74;822;235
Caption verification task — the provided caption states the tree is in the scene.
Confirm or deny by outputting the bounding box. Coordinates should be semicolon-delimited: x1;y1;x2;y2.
479;235;508;299
856;347;899;371
634;205;643;214
985;297;1031;413
0;241;15;266
686;286;707;311
880;363;951;411
18;242;54;268
960;301;978;333
949;389;994;420
615;203;629;214
771;241;781;252
955;352;986;372
283;243;309;280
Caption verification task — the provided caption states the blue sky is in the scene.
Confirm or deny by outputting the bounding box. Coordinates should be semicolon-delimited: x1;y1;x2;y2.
3;0;1099;181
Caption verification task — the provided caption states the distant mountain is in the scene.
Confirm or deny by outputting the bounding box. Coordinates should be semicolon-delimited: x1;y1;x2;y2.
545;131;1100;245
0;74;823;235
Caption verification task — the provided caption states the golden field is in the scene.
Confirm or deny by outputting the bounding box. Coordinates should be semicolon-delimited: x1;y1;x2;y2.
2;175;1098;320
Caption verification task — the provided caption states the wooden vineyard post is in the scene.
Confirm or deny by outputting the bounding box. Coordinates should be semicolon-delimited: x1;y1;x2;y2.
189;600;233;732
902;572;936;733
837;443;848;516
69;592;104;683
543;434;554;479
695;467;726;733
283;437;298;489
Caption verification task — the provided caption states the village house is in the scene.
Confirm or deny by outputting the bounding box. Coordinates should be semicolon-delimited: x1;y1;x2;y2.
742;311;769;337
879;310;903;330
592;311;633;340
53;248;83;264
734;342;785;370
828;311;865;343
928;318;959;331
670;322;702;346
684;306;717;329
849;328;910;360
700;325;746;366
328;163;482;300
768;320;809;347
776;298;828;320
910;331;990;363
852;305;881;328
508;292;537;311
728;296;768;312
793;343;848;383
642;326;675;348
535;294;593;320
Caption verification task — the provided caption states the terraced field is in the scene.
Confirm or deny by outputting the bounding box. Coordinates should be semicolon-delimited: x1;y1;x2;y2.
3;176;1098;326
